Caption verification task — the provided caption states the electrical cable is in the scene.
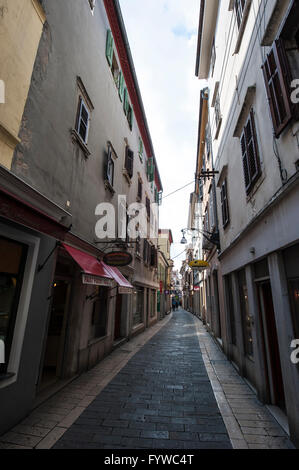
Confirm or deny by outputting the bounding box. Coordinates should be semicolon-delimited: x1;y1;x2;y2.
162;180;196;200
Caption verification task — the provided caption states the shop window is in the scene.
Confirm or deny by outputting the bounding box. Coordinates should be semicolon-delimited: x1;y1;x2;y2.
150;289;156;318
132;287;144;326
0;237;28;374
238;269;254;359
91;288;108;339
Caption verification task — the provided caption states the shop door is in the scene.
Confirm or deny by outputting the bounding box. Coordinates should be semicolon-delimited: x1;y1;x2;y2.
258;281;286;410
39;279;71;391
114;294;122;341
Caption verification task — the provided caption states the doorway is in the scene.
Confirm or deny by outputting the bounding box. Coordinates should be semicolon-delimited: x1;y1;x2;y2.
39;279;71;391
257;281;286;410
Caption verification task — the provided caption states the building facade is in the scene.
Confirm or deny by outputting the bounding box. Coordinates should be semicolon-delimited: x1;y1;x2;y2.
0;0;162;436
157;229;173;318
194;0;299;447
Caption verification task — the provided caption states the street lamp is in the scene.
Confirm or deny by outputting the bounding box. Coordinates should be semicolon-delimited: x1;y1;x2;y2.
180;227;220;250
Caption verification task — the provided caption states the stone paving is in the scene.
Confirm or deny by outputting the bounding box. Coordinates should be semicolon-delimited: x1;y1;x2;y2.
0;309;295;449
53;309;232;449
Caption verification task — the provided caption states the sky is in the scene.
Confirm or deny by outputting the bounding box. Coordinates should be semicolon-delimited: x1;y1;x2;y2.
119;0;200;270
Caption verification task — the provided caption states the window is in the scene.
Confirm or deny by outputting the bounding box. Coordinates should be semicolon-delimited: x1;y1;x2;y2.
209;188;215;230
76;97;90;144
234;0;246;30
111;54;120;88
0;237;28;374
132;287;144;326
147;158;154;182
220;179;230;228
214;92;222;138
91;288;108;339
137;178;143;201
146;197;151;219
150;245;158;268
118;71;125;102
106;30;114;67
240;109;261;194
88;0;96;12
105;145;114;188
210;38;216;77
138;137;144;162
143;240;151;265
125;146;134;179
123;88;129;115
127;104;133;131
262;39;292;138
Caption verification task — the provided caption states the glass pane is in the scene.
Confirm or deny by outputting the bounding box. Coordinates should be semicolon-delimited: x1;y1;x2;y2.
0;237;27;372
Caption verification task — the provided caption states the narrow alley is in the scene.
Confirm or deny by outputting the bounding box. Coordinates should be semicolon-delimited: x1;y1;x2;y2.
0;310;293;450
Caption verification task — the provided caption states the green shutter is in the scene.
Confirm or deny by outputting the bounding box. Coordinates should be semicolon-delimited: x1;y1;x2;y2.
106;30;114;67
123;88;129;115
128;105;133;130
118;72;124;102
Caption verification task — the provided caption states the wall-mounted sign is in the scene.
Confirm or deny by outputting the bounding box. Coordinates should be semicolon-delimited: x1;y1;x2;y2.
103;251;133;267
82;274;113;287
189;260;209;271
118;286;133;295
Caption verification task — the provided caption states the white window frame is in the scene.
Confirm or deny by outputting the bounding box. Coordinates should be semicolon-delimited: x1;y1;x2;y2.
0;223;40;389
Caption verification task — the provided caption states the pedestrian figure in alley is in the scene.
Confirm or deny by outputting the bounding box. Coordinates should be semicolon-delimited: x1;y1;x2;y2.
172;297;176;312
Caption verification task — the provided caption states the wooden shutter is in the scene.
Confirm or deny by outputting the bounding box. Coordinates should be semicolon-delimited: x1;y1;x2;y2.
128;105;133;130
262;39;292;138
220;179;229;228
240;110;261;194
106;30;114;67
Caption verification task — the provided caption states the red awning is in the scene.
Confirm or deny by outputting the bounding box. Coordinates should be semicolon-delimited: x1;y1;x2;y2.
62;244;114;286
102;263;134;293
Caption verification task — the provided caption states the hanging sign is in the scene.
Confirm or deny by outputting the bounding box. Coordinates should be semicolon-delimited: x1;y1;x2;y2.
82;274;113;287
118;286;133;295
189;260;209;271
103;251;133;267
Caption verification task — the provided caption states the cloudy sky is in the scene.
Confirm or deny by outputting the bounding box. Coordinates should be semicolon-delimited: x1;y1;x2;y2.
119;0;200;269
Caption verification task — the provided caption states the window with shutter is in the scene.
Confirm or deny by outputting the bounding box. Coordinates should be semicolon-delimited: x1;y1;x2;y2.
220;179;230;228
123;88;129;115
118;71;125;102
106;148;114;187
262;39;292;138
234;0;246;30
76;98;90;144
240;109;261;194
106;30;114;67
124;147;134;179
127;104;133;130
147;158;154;183
137;179;143;201
146;197;151;219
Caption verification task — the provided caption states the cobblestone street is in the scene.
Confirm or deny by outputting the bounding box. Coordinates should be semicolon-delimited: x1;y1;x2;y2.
0;310;294;450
